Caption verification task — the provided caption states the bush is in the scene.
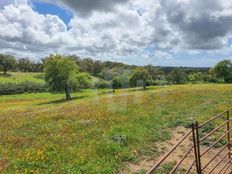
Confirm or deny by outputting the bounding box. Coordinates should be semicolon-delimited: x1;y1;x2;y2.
75;72;92;89
0;82;48;95
129;68;151;89
112;76;130;89
94;79;112;89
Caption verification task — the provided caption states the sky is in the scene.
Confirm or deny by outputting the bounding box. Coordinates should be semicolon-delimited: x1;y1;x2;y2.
0;0;232;67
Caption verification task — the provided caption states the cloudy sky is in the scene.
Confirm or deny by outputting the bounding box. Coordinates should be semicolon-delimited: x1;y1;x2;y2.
0;0;232;67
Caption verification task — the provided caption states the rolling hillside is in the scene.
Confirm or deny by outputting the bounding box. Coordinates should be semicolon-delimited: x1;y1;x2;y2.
0;84;231;173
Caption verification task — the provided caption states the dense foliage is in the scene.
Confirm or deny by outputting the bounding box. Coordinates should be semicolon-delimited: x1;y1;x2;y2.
0;53;232;96
44;55;78;100
129;68;151;89
0;81;47;95
213;60;232;83
0;54;17;75
167;68;187;84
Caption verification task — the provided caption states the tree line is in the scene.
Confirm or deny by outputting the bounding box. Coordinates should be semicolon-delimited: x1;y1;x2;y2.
0;54;232;99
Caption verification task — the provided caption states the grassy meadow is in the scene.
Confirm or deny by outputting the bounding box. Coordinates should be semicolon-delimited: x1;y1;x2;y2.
0;77;232;173
0;72;45;84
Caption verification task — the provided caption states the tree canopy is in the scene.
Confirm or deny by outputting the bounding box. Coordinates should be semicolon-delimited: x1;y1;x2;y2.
168;68;187;84
18;58;32;72
213;60;232;83
0;54;16;75
129;68;151;89
44;55;78;100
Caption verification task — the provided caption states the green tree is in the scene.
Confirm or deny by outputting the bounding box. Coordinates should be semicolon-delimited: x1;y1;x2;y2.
76;72;92;89
213;60;232;83
44;55;78;100
18;58;32;72
112;70;131;89
167;68;187;84
0;54;16;75
129;68;151;89
188;72;203;83
99;67;114;80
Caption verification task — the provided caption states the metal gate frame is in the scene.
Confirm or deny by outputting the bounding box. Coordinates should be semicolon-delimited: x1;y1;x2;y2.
147;107;232;174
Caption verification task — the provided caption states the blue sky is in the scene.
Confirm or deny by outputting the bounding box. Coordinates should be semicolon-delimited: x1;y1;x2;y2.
31;0;73;25
0;0;231;67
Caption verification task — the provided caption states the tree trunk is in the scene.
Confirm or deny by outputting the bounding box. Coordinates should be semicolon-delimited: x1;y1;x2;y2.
143;80;146;90
65;86;72;100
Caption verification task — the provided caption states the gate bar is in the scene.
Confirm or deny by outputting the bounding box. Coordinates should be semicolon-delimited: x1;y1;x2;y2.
199;107;232;128
169;145;194;174
184;160;195;174
200;120;232;142
208;151;229;174
146;130;192;174
201;127;232;157
222;161;231;174
202;142;230;171
218;160;230;174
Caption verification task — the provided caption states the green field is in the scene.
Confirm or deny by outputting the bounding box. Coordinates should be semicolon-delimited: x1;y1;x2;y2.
0;83;232;173
0;72;45;84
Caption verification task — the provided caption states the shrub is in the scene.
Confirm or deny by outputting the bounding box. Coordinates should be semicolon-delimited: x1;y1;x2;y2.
112;76;130;89
94;79;112;89
0;82;48;95
75;72;92;89
129;68;151;89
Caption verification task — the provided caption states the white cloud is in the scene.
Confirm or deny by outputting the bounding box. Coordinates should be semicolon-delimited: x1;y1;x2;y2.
0;1;72;55
0;0;232;66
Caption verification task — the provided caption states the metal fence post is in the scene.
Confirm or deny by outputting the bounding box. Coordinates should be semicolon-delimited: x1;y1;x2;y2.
227;111;231;162
192;123;200;173
195;121;202;174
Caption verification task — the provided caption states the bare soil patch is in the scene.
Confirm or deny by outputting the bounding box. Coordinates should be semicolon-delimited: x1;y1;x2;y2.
0;159;9;172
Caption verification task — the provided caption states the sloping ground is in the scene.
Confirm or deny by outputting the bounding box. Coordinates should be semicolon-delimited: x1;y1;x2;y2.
120;127;232;173
0;84;232;173
0;72;45;84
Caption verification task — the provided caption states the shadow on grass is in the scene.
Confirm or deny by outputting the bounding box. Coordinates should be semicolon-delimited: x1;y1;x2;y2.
128;87;150;92
98;90;114;95
38;95;86;105
0;73;12;77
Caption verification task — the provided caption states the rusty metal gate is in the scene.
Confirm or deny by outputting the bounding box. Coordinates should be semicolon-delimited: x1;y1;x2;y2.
147;107;232;174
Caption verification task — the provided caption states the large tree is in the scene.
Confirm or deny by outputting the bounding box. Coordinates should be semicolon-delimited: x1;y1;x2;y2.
129;68;151;89
188;72;203;83
168;68;187;84
18;58;32;72
44;55;78;100
0;54;16;75
213;60;232;83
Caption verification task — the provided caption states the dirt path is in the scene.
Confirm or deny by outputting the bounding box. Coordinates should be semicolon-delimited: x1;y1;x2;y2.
120;127;232;174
